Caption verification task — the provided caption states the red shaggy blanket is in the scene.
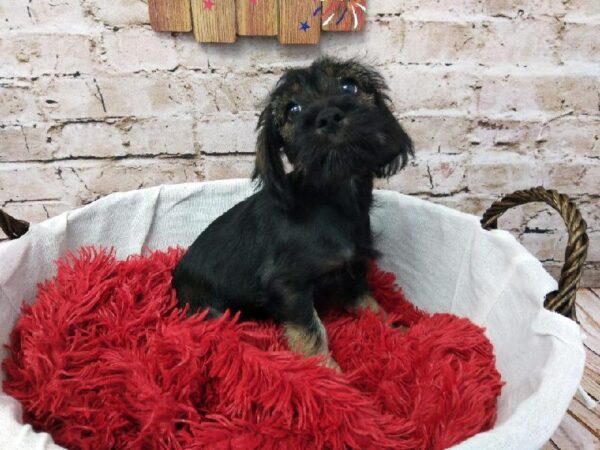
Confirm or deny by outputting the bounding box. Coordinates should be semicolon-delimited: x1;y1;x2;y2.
3;248;502;450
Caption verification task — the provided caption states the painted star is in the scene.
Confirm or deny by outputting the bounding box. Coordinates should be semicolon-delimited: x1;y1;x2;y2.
203;0;215;10
249;0;259;5
299;20;311;32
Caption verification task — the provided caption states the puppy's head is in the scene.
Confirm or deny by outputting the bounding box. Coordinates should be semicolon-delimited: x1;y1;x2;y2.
253;57;413;203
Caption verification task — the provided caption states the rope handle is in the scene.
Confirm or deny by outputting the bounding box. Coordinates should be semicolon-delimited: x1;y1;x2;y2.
0;209;30;240
481;187;589;321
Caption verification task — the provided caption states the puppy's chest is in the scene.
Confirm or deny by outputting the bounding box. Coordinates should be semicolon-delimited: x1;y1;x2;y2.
310;210;372;261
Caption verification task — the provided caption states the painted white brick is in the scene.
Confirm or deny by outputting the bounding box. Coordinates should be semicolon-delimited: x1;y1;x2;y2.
466;151;544;194
0;165;64;204
401;115;473;155
128;117;196;156
377;160;433;195
468;119;540;154
34;77;106;121
379;154;469;196
482;0;567;17
477;72;600;117
94;73;201;118
0;123;51;161
86;0;149;27
196;116;257;154
0;33;98;78
60;160;203;203
476;17;559;64
202;155;255;180
101;28;178;73
561;21;600;63
566;0;600;16
543;160;600;195
0;0;98;33
537;117;600;158
384;66;477;113
205;73;279;114
0;82;41;124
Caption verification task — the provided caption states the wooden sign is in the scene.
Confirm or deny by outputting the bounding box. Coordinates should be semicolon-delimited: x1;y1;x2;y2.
191;0;237;43
148;0;193;32
149;0;366;44
278;0;320;45
236;0;278;36
321;1;366;32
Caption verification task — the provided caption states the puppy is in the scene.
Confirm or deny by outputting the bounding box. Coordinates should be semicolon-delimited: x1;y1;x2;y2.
172;57;413;370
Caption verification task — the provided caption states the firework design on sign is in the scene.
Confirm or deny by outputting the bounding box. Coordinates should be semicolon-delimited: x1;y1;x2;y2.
316;0;366;31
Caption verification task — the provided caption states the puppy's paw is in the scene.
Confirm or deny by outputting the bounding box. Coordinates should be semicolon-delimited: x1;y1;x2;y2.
394;323;409;333
323;355;342;373
353;293;387;319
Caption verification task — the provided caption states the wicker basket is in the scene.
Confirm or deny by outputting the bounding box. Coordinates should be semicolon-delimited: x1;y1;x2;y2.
0;182;590;449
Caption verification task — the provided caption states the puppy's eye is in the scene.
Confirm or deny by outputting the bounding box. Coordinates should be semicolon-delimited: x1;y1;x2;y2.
340;79;359;95
286;102;302;121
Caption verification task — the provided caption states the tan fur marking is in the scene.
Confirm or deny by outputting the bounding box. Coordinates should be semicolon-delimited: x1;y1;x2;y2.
355;293;383;314
284;311;341;371
284;315;328;356
355;294;410;332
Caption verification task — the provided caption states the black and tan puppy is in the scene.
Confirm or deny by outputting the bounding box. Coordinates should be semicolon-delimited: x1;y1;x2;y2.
173;58;413;370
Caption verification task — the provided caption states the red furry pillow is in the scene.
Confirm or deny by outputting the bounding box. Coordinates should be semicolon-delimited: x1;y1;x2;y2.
3;248;502;449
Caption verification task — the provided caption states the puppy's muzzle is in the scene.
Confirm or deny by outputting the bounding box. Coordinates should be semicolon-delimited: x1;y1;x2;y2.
316;106;345;133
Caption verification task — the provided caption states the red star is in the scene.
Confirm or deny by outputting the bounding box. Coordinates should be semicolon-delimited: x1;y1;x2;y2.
249;0;259;4
203;0;215;10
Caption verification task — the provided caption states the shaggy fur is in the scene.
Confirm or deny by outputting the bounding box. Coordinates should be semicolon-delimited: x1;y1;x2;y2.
3;248;502;450
172;58;414;368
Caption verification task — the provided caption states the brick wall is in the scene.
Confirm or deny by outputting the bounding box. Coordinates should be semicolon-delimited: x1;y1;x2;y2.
0;0;598;286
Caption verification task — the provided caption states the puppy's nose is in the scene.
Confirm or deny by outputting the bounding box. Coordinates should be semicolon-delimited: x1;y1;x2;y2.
316;107;344;131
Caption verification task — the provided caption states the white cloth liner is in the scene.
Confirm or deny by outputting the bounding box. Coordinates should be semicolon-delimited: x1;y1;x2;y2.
0;179;586;450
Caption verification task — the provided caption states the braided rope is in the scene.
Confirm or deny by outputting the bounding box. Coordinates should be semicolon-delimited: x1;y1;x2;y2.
0;209;30;240
481;187;589;321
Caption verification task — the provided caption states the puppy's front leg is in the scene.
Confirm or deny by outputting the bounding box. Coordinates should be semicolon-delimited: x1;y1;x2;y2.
284;310;340;372
280;290;340;372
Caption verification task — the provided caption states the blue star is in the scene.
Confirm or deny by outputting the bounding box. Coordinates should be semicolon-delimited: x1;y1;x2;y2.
299;21;311;32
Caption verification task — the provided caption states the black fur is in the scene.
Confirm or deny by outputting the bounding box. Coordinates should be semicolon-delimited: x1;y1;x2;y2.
172;58;413;363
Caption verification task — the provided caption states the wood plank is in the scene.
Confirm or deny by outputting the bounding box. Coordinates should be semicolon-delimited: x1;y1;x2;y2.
148;0;193;32
546;289;600;449
569;397;600;438
321;0;366;32
578;289;600;357
278;0;320;44
579;291;600;400
579;289;600;315
191;0;236;43
550;411;600;450
236;0;278;36
582;366;600;402
580;315;600;359
583;335;600;376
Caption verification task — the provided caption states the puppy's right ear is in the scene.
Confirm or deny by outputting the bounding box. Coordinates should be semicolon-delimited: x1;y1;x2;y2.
252;105;292;206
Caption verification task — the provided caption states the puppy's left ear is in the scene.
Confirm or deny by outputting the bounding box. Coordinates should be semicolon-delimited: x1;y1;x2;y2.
252;105;292;205
373;94;414;178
